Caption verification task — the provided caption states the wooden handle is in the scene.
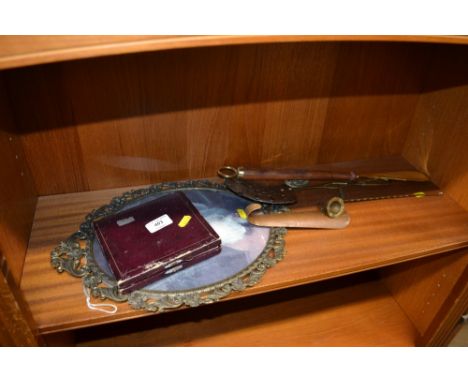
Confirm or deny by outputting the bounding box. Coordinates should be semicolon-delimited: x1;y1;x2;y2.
218;166;429;182
245;203;350;229
238;167;358;181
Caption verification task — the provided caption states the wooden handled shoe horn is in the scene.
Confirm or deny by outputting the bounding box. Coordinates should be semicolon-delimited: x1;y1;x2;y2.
244;197;350;229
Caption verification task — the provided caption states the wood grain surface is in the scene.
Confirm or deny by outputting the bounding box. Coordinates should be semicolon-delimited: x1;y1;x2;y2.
2;38;468;344
0;275;38;346
318;43;423;163
75;276;417;346
403;44;468;211
19;159;468;334
5;41;434;196
421;265;468;346
5;42;338;194
1;35;468;70
381;251;468;336
0;255;39;346
0;73;37;284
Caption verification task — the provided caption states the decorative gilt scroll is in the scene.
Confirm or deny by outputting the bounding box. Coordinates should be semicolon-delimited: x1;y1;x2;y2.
51;180;286;313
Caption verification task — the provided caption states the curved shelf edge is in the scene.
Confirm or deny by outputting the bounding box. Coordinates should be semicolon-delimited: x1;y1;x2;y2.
1;35;468;71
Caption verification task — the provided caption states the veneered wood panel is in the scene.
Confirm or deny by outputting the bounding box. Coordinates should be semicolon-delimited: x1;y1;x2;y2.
318;43;424;163
5;65;88;194
0;255;39;346
6;42;431;195
381;251;468;336
0;36;162;69
1;35;468;71
403;45;468;210
0;73;37;284
421;265;468;346
393;46;468;343
76;276;417;346
6;43;340;194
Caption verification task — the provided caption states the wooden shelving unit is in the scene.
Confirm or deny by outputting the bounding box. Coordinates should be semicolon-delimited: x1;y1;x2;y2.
1;36;468;346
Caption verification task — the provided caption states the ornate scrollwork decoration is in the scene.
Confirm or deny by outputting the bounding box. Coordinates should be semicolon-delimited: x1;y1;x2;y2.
50;180;287;313
50;231;89;277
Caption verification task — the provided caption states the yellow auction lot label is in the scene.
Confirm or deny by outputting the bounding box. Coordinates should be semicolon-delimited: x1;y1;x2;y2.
178;215;192;227
237;208;247;219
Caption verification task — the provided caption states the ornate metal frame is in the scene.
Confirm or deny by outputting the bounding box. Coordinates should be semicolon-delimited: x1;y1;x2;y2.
50;180;286;313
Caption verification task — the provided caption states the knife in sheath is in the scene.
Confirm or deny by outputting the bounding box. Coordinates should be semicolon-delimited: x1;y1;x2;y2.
223;177;442;205
219;166;442;229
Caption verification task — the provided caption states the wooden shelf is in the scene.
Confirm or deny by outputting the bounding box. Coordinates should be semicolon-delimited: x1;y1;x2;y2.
75;275;417;346
20;164;468;334
1;35;468;70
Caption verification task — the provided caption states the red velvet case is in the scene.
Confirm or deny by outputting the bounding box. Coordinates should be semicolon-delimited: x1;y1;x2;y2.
93;191;221;294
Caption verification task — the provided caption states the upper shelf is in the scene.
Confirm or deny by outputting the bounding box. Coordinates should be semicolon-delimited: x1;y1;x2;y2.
1;35;468;70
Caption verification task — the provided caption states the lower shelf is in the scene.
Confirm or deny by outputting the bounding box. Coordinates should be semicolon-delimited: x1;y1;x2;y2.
20;175;468;334
73;274;417;346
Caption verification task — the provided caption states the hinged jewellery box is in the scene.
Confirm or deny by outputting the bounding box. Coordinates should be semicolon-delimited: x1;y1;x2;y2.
93;191;222;294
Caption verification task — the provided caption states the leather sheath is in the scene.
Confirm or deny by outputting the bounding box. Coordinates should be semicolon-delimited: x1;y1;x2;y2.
226;178;442;205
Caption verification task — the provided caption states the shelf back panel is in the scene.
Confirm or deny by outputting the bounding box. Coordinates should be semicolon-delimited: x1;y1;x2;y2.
5;42;426;195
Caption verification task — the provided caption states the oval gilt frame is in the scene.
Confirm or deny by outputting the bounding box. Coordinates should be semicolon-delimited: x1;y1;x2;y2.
50;180;287;313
